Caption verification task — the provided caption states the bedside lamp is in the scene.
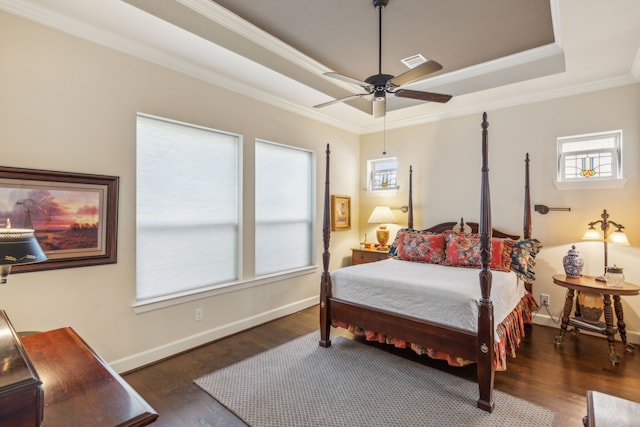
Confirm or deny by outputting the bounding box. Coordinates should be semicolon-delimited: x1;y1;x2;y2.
0;219;48;284
367;206;396;251
582;209;630;281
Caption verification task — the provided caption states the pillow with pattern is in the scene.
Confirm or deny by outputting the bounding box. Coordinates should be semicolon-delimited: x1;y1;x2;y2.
388;228;412;257
443;231;514;272
510;238;543;281
396;230;446;264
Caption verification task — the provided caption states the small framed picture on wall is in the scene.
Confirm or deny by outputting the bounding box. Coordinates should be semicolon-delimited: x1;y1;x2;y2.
331;195;351;231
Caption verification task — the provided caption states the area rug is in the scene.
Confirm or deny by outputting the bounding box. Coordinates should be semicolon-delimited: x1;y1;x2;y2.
195;333;558;426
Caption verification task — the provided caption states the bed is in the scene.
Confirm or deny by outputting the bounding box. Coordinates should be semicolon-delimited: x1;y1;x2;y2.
318;113;540;412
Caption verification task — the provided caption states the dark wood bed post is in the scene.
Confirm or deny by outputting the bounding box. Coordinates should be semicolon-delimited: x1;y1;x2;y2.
408;165;414;229
524;153;532;240
319;144;332;348
476;112;495;412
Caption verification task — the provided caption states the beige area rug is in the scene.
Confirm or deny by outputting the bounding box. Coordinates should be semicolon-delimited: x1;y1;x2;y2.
195;333;558;426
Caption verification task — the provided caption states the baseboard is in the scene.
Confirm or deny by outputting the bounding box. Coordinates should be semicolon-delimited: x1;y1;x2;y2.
532;312;640;345
110;296;318;373
111;303;637;373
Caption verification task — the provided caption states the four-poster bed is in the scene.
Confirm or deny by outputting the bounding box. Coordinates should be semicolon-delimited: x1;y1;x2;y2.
319;113;538;412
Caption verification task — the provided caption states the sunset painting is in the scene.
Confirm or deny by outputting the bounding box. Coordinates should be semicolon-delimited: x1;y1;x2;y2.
0;184;103;254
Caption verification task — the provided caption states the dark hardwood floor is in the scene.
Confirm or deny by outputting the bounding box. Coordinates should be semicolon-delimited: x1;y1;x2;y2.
123;305;639;426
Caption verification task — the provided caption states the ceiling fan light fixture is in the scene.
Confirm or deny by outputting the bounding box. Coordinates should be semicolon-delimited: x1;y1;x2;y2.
372;97;386;118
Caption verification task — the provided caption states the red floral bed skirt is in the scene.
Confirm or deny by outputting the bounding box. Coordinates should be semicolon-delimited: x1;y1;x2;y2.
332;292;538;371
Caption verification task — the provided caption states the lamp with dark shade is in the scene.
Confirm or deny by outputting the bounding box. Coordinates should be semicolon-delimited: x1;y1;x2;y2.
582;209;630;281
367;206;396;251
0;220;48;284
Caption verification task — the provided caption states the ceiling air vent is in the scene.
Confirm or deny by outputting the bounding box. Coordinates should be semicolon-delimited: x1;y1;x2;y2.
401;53;427;69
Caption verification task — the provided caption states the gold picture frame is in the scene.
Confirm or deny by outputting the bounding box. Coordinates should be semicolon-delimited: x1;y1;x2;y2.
331;195;351;231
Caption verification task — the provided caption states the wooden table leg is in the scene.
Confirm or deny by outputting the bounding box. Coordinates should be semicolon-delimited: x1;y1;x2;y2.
555;288;574;345
612;294;634;353
602;294;620;364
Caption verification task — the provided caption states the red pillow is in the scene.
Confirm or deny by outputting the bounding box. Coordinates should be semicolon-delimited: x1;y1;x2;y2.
397;231;446;264
491;237;514;272
444;232;513;272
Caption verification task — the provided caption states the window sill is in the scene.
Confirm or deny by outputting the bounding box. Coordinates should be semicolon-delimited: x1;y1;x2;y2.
554;178;627;190
133;265;318;314
365;189;398;198
554;178;627;191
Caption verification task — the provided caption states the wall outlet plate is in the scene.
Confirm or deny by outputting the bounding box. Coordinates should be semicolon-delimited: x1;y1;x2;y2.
540;294;550;306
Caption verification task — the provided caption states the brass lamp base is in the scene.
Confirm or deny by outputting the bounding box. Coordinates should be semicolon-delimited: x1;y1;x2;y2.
375;225;390;250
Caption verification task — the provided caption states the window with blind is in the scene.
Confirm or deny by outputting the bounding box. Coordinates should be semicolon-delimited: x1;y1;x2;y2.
255;140;314;276
136;114;241;302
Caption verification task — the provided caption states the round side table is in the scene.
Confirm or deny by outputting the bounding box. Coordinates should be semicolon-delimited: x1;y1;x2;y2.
552;274;640;364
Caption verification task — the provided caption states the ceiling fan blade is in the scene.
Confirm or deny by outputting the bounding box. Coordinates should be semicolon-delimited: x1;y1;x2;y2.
394;89;452;103
323;72;372;90
388;61;443;88
372;97;386;118
313;93;369;109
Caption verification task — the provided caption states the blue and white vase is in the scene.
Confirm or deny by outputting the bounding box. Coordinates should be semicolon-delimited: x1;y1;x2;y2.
563;245;584;278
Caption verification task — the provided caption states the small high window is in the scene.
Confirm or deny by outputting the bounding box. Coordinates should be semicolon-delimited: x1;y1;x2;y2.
368;157;398;191
557;130;622;182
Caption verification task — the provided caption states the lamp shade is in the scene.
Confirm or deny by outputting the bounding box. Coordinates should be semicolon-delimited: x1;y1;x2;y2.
582;227;602;241
367;206;396;224
0;227;48;284
607;230;630;246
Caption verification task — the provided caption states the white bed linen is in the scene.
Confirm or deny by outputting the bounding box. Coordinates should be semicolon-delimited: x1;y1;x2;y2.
331;258;524;336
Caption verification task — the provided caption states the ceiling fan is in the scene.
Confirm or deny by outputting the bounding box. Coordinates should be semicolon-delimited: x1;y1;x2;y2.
314;0;452;118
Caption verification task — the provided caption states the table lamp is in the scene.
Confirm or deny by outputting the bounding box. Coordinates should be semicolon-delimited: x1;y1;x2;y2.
582;209;629;281
367;206;396;251
0;219;48;284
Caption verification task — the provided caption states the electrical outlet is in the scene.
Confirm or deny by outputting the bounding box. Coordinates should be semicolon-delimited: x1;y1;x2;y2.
540;294;550;307
195;308;204;322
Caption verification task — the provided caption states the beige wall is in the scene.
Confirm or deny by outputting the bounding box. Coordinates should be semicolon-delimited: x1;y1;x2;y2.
0;11;360;371
360;84;640;339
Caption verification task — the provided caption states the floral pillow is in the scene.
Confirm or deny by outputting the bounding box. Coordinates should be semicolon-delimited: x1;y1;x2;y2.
443;231;514;272
510;238;543;282
396;231;446;264
388;228;412;257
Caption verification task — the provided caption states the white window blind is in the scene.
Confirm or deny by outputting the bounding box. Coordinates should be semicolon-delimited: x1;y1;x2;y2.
136;114;240;301
255;141;314;276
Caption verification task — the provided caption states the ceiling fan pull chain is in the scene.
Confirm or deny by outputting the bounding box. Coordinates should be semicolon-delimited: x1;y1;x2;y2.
382;115;387;155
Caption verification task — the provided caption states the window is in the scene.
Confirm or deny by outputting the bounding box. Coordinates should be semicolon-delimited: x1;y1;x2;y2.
557;131;622;182
368;157;398;191
255;141;314;276
136;114;240;302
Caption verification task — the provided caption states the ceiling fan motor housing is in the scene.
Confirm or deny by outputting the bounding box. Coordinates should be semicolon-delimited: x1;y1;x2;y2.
365;74;394;99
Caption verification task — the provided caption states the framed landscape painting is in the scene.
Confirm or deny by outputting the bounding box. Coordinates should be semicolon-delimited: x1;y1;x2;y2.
0;166;119;273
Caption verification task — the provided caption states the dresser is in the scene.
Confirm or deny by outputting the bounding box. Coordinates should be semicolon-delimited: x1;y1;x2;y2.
0;310;43;427
21;326;158;427
351;247;389;265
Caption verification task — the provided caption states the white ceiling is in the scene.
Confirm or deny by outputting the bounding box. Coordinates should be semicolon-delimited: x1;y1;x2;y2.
2;0;639;134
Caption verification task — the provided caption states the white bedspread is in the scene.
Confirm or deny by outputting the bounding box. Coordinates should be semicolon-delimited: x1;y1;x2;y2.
332;258;524;335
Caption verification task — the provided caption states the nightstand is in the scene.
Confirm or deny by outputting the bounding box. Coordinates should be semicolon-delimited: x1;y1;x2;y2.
552;274;640;364
351;247;389;265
